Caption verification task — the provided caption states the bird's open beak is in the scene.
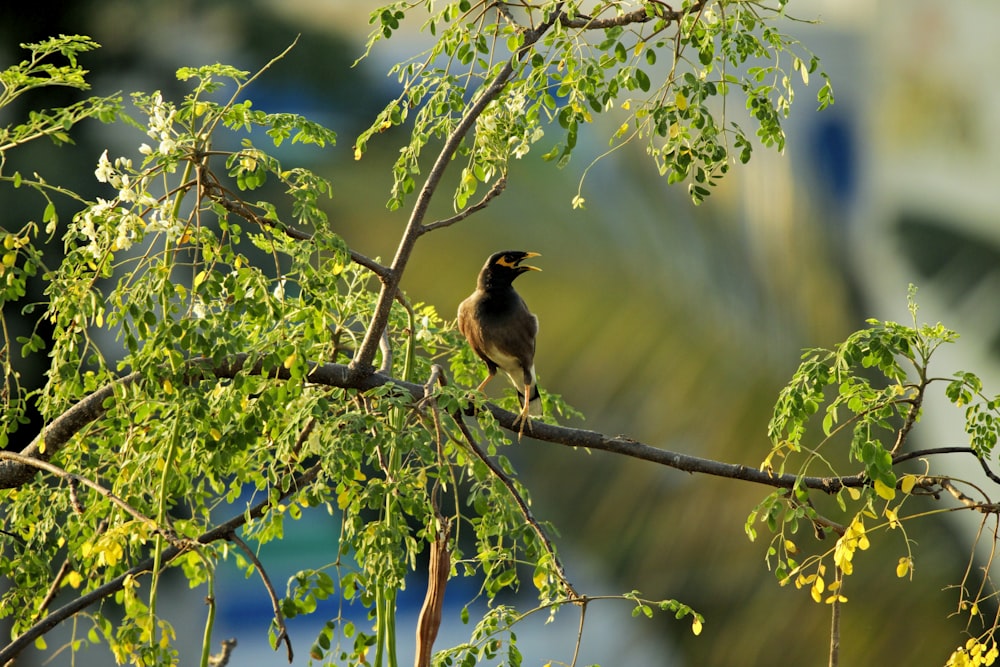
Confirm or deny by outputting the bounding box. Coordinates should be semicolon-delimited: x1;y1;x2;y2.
518;252;542;272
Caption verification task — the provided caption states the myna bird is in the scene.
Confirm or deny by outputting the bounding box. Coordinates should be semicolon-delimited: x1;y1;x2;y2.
457;250;542;434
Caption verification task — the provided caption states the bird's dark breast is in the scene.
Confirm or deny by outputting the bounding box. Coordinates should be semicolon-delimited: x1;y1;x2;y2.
475;290;537;360
475;289;525;324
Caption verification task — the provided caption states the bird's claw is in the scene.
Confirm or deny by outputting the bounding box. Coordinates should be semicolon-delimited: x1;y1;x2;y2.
513;412;531;441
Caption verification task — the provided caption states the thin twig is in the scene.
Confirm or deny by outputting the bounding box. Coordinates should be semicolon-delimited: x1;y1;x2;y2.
938;478;1000;513
0;451;189;549
201;178;391;280
208;639;238;667
891;379;926;455
452;411;578;598
570;598;587;667
894;446;1000;485
227;532;294;663
32;559;71;622
378;328;393;375
829;578;841;667
421;177;508;233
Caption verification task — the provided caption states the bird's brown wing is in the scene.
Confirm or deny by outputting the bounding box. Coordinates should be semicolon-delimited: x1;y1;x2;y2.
457;293;497;371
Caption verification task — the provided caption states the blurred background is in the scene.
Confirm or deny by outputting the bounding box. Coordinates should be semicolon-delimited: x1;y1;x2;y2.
3;0;1000;665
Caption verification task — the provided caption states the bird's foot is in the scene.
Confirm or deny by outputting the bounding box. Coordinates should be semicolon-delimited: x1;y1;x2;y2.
513;412;531;441
460;391;478;416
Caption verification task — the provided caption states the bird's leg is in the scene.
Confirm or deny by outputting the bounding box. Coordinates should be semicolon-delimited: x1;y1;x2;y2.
515;382;533;439
476;372;495;393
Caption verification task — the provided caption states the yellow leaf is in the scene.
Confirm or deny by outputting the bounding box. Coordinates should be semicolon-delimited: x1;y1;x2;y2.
101;541;123;567
675;91;688;111
353;469;367;482
533;569;547;591
811;577;824;603
209;428;222;441
337;489;352;510
896;557;910;578
884;506;900;529
66;570;83;589
163;378;174;395
34;636;47;650
283;352;297;369
874;478;896;501
691;617;703;636
784;539;797;554
900;474;917;494
847;487;861;501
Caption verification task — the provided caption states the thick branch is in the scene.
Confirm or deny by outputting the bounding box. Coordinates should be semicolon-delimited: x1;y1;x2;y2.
349;5;567;375
560;1;704;30
1;353;862;494
0;372;140;489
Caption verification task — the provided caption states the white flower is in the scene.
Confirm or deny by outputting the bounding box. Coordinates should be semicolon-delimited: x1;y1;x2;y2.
191;296;207;320
94;149;115;183
477;111;497;134
112;213;141;252
504;90;527;114
139;143;153;156
158;138;177;155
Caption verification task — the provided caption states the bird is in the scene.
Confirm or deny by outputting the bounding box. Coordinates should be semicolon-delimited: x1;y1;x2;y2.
457;250;542;435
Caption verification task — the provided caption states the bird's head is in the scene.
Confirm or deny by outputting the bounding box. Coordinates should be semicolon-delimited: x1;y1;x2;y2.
478;250;541;290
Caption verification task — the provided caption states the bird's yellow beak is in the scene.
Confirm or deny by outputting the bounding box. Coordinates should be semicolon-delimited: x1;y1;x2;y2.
519;252;542;272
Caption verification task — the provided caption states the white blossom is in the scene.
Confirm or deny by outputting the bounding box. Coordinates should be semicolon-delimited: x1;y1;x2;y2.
94;149;115;183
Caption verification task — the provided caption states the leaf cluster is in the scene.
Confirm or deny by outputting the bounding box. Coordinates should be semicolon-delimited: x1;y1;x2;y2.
750;289;1000;656
355;0;833;208
0;40;594;666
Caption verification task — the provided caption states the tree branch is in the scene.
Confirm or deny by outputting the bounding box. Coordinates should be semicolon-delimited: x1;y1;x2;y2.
227;532;293;663
0;353;866;494
420;176;508;234
452;409;578;598
0;463;321;665
893;447;1000;485
0;371;140;489
0;451;190;548
201;178;391;280
559;1;703;30
349;4;567;376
